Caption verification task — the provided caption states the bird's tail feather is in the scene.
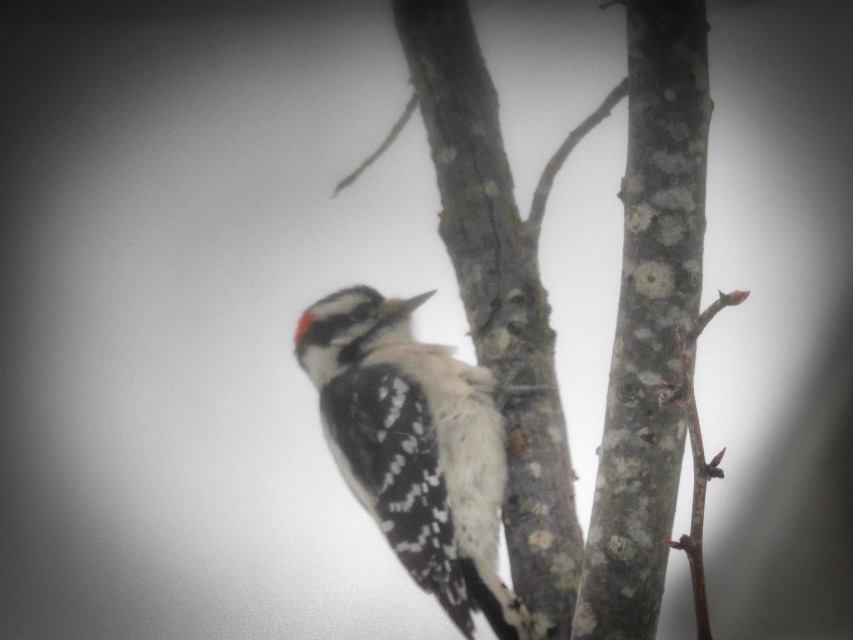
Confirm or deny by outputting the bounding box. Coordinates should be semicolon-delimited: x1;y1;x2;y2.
460;557;529;640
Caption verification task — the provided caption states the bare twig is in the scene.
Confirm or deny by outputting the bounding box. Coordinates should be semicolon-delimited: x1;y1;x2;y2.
526;77;629;243
332;92;418;197
692;290;750;340
665;289;749;640
599;0;626;10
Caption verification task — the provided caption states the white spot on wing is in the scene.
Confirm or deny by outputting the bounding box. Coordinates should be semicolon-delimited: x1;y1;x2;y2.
392;377;410;395
423;469;440;486
383;377;410;428
387;482;422;512
395;540;423;553
432;507;449;523
384;409;400;429
380;472;395;492
401;436;418;453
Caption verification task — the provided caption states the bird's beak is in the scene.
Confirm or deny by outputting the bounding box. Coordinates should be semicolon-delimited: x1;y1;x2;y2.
399;289;437;315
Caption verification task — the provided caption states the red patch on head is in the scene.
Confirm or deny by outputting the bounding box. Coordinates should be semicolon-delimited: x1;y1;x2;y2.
294;311;315;345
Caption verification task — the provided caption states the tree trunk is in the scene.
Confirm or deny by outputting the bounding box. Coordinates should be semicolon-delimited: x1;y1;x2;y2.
572;1;711;638
393;0;584;636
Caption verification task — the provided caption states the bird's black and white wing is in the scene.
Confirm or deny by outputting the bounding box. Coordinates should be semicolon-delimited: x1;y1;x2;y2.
320;364;475;638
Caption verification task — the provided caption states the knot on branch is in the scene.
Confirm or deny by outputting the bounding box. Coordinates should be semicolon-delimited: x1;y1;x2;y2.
507;426;530;456
664;534;691;551
656;379;683;405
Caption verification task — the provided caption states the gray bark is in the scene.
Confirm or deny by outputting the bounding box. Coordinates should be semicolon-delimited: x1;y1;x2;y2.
393;0;584;636
572;1;712;638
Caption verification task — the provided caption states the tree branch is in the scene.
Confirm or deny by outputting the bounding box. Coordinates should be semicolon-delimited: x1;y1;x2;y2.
332;92;418;197
573;1;714;637
665;289;749;640
526;78;628;243
393;1;584;636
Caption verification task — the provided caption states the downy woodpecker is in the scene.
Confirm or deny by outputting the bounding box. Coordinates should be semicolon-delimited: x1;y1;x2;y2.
294;285;528;639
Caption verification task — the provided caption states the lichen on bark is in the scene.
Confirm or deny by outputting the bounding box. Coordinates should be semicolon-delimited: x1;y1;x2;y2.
571;1;712;638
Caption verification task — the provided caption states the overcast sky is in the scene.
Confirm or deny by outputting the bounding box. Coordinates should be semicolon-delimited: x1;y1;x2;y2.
2;1;851;639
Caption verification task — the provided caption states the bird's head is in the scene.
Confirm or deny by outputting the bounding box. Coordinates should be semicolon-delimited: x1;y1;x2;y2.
294;285;435;388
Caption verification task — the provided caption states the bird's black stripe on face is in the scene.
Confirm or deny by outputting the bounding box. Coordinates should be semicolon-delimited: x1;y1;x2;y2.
337;308;402;366
302;314;352;348
295;302;382;362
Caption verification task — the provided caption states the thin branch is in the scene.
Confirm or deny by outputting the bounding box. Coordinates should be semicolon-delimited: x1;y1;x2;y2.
665;289;749;640
599;0;626;10
332;92;418;197
692;289;750;340
526;77;629;243
680;373;716;640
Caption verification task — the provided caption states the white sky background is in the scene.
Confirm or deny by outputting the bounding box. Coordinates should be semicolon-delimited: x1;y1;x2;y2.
2;1;851;639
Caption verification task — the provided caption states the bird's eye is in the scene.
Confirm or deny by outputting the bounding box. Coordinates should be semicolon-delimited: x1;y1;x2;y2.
351;303;373;321
307;321;334;346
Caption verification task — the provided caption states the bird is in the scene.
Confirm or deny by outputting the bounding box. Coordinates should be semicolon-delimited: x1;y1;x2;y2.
293;285;529;639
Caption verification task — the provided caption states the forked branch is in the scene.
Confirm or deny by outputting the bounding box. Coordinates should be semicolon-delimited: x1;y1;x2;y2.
665;289;750;640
